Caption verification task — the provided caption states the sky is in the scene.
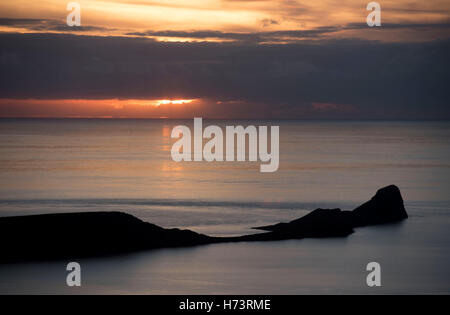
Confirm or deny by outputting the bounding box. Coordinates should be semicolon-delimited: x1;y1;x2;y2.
0;0;449;118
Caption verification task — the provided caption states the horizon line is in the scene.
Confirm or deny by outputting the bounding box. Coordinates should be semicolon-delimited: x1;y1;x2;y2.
1;117;450;122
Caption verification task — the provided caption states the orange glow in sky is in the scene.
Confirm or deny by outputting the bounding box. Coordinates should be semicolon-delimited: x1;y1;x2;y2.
0;98;201;118
0;0;448;42
1;1;449;119
155;100;194;106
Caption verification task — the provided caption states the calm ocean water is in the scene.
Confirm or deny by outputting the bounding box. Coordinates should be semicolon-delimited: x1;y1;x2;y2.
0;119;449;294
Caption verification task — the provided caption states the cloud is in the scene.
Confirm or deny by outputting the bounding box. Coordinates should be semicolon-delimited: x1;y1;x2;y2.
0;32;449;119
312;102;353;112
127;22;450;43
125;27;342;42
346;22;450;30
261;18;280;27
1;17;449;42
0;18;114;33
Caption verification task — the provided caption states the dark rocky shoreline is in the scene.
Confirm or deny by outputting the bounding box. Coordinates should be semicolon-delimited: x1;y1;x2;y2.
0;185;407;263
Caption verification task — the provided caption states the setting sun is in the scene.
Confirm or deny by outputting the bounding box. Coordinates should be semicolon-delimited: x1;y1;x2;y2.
155;100;194;106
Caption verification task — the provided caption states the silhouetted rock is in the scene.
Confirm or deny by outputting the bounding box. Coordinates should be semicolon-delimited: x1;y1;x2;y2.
350;185;408;227
251;208;354;238
253;185;408;234
0;212;212;263
0;185;408;263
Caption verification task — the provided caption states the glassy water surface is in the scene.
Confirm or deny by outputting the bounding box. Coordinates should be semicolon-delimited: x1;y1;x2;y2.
0;119;449;294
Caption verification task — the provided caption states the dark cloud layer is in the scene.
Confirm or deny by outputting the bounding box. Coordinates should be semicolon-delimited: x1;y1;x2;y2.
0;18;113;32
0;32;449;119
128;23;450;43
126;27;340;42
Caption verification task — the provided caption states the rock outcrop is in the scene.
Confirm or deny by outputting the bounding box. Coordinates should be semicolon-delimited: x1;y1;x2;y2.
0;212;211;262
253;185;408;234
0;185;408;263
350;185;408;227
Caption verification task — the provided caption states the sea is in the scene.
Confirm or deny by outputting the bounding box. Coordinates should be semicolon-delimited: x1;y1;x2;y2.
0;119;449;294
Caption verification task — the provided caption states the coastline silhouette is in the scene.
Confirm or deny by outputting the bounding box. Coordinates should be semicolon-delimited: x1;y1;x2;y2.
0;185;407;263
